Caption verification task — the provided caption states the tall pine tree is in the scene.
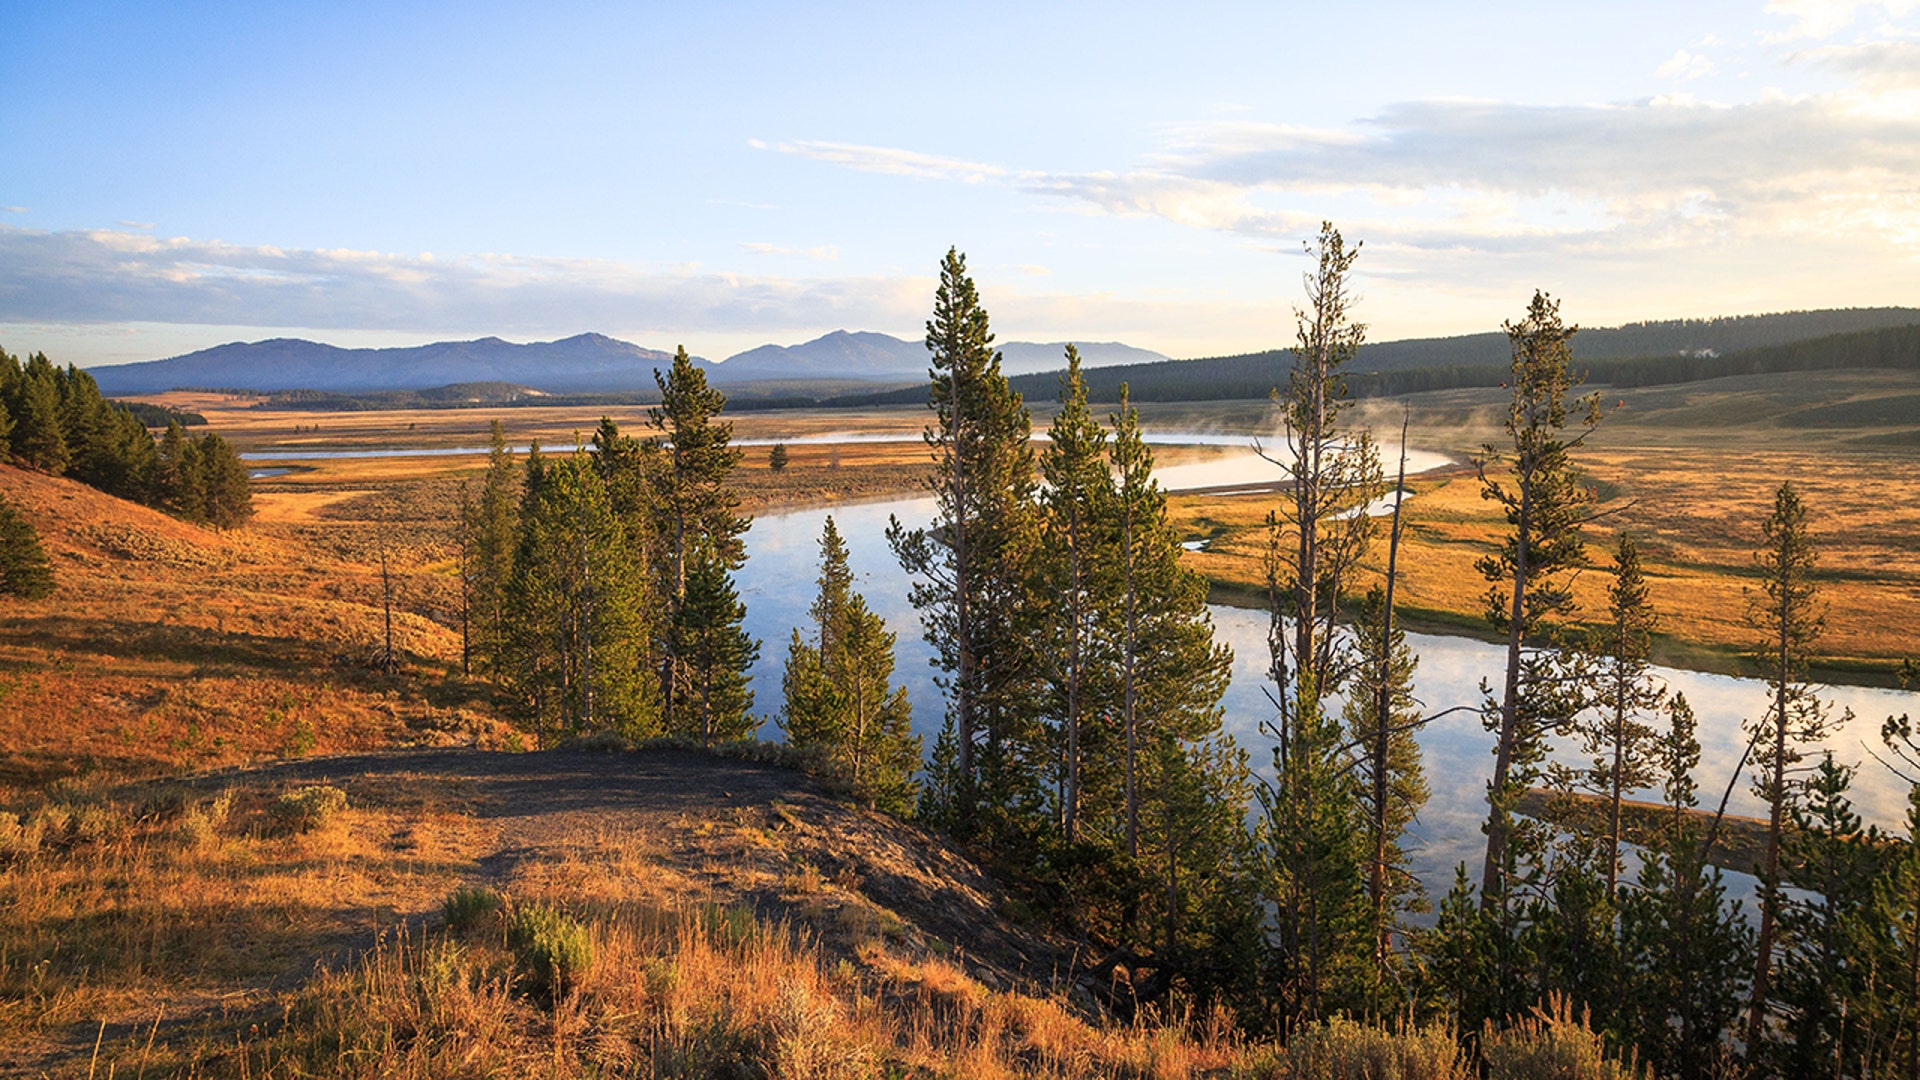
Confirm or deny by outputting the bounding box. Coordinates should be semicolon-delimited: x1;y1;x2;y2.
647;349;753;741
1474;291;1600;1024
503;451;657;740
1746;481;1849;1044
889;248;1038;833
1037;346;1111;843
1261;222;1380;1027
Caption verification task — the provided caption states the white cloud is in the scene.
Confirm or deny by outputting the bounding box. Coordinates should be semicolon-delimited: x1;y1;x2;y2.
0;226;925;336
1;207;26;214
1797;38;1920;87
1657;48;1717;80
767;84;1920;266
1764;0;1920;42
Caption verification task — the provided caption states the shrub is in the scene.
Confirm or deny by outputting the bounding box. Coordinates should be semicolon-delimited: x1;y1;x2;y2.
175;789;233;848
1482;995;1645;1080
699;902;761;948
507;905;592;999
443;886;505;934
1248;1017;1469;1080
269;785;349;834
0;812;44;860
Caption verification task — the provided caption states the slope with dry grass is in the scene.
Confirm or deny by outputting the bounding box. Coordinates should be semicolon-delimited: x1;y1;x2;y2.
0;464;516;796
0;745;1646;1079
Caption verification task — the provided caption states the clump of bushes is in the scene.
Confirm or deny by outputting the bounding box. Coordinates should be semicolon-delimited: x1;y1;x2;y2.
175;789;233;847
269;785;348;834
0;811;45;860
1248;1017;1468;1080
1482;995;1646;1080
507;904;593;999
443;885;506;934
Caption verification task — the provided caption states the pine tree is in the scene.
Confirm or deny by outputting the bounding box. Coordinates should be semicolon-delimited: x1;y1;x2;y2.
1104;384;1244;993
0;351;17;446
1421;865;1500;1029
10;354;70;475
669;540;758;744
466;419;521;676
157;420;204;522
1262;222;1380;1027
1746;482;1849;1045
1342;584;1429;997
888;248;1038;833
648;348;751;733
1564;533;1665;897
1766;754;1877;1077
1871;710;1920;1080
194;432;253;528
768;443;788;473
1474;291;1600;1024
0;495;55;599
781;516;920;814
502;451;657;740
1619;703;1752;1078
1037;346;1111;843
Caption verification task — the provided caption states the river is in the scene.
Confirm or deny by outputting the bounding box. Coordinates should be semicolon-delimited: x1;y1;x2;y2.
730;446;1919;900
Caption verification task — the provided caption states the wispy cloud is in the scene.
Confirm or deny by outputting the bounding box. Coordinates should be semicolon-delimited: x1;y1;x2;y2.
115;220;156;229
1763;0;1920;42
740;241;840;260
0;227;922;334
1796;38;1920;87
1;207;26;214
762;79;1920;257
767;140;1008;184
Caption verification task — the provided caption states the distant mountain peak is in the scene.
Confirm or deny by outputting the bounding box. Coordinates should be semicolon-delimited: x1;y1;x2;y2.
87;333;685;395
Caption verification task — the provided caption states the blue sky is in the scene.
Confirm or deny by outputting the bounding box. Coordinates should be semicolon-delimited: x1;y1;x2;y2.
3;0;1918;366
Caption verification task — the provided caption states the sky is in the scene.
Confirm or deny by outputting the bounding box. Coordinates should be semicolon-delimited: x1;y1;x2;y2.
2;0;1918;368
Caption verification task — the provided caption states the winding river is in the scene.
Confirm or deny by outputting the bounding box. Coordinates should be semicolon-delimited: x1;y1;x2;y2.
727;441;1919;899
252;430;1919;896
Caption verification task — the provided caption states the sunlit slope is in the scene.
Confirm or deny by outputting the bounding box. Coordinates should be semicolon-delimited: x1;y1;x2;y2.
0;464;510;790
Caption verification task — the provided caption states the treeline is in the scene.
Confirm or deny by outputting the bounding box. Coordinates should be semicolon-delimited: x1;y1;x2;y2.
0;350;251;527
937;317;1920;406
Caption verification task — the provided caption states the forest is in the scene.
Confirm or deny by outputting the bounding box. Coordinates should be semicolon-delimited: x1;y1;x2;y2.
371;232;1920;1078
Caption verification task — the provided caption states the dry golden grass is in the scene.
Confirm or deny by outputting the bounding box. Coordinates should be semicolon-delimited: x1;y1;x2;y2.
0;465;516;795
1170;443;1920;676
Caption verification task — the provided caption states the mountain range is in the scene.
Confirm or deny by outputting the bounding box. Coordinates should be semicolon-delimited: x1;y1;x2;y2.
84;330;1173;395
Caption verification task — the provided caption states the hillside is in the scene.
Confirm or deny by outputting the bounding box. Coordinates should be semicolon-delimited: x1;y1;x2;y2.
0;745;1107;1075
955;307;1920;406
0;463;513;789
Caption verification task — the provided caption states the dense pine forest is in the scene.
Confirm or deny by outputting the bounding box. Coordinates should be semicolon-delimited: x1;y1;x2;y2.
0;349;251;527
391;234;1920;1077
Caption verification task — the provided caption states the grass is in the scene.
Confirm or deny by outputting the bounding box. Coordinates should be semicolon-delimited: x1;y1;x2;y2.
1164;375;1920;677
